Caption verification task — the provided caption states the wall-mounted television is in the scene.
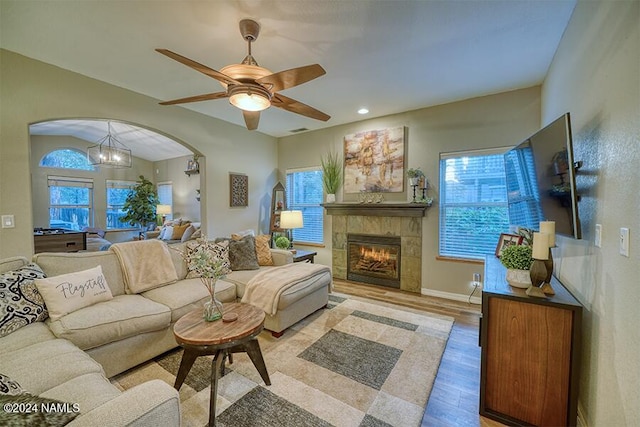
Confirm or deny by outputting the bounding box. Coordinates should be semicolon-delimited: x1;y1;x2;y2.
504;113;582;239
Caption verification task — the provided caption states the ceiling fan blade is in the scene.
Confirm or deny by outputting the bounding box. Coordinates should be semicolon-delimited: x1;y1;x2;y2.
156;49;241;86
159;92;228;106
256;64;326;93
272;93;330;122
243;110;260;130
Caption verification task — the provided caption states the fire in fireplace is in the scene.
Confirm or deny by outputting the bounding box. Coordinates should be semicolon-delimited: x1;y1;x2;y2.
347;234;401;288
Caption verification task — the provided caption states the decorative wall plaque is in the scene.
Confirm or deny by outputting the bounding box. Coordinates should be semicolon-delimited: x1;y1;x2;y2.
229;173;248;207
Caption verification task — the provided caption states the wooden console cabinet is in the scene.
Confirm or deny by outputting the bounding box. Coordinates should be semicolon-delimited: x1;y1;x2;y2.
34;230;87;253
480;257;582;426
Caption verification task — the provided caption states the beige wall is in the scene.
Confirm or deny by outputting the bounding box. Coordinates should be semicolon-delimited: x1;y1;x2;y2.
0;49;278;258
30;134;154;229
154;155;203;223
278;86;541;297
541;1;639;425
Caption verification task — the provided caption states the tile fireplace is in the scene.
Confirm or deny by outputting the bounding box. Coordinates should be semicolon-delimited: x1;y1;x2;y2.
347;234;401;288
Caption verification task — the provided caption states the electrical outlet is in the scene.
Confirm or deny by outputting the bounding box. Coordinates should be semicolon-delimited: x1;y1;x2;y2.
1;215;15;228
595;224;602;248
620;227;630;257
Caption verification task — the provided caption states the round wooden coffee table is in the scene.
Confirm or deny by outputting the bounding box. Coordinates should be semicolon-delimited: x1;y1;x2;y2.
173;302;271;426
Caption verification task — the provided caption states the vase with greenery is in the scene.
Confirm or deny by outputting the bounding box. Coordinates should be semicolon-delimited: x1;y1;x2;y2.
275;235;291;250
121;175;160;238
320;151;343;203
500;244;533;288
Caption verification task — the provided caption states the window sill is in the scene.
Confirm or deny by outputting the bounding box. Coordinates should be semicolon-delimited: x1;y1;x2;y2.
436;256;485;265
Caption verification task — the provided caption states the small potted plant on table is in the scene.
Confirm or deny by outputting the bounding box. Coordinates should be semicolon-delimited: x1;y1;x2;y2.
500;244;533;288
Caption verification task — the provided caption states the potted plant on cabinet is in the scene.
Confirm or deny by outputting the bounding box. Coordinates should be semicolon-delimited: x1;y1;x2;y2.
500;244;533;288
122;175;160;239
320;151;343;203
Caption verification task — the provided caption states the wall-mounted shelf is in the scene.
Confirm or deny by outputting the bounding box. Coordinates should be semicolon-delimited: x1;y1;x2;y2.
184;168;199;176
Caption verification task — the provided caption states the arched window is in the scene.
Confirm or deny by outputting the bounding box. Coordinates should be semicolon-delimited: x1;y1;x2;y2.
40;149;95;171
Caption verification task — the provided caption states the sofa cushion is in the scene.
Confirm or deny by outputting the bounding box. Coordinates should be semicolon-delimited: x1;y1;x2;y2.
255;235;274;266
181;224;198;242
0;263;48;337
35;266;114;321
46;295;171;351
40;372;121;415
0;339;104;395
224;266;274;297
224;235;260;271
0;373;23;395
142;278;236;322
168;242;188;280
171;223;191;240
0;322;55;356
0;394;78;426
32;251;126;296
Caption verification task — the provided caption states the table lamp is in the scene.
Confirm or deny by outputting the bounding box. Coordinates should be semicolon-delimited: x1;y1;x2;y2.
156;204;172;224
279;210;304;251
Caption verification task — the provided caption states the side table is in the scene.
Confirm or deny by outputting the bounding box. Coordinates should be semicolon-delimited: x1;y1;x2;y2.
292;249;317;263
173;303;271;426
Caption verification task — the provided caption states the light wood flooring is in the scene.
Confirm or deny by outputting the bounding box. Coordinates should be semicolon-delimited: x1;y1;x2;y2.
332;279;505;427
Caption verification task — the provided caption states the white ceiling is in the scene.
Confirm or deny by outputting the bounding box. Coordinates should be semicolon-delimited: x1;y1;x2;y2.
2;0;576;152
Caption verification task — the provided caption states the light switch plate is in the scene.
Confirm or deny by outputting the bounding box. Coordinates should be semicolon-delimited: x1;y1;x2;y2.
620;227;630;257
1;215;15;228
595;224;602;248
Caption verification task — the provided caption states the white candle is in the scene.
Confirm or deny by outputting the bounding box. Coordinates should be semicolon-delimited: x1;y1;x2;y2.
532;232;549;260
540;221;556;247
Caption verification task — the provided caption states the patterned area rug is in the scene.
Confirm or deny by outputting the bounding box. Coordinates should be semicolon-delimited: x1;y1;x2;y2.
111;294;454;427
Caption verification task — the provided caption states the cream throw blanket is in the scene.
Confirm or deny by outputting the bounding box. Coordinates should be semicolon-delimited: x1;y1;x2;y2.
110;240;178;294
241;263;331;316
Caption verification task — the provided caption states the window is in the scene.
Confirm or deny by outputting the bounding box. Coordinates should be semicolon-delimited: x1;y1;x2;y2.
439;149;509;259
106;180;135;229
48;176;93;230
40;149;95;171
286;168;324;244
157;182;173;221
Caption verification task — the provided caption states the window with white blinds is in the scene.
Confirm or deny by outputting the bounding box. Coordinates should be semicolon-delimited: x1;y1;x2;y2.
106;180;135;229
47;176;93;230
157;182;173;220
286;168;323;245
439;149;509;259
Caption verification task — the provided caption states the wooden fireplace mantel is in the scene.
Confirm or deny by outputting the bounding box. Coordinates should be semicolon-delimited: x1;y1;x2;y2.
321;203;430;217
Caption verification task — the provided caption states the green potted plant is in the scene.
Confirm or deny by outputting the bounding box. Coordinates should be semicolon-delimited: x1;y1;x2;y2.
406;167;425;186
274;235;291;250
320;151;343;203
122;175;160;239
500;244;533;288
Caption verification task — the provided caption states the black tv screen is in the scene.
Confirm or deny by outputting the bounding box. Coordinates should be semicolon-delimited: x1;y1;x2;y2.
504;113;581;239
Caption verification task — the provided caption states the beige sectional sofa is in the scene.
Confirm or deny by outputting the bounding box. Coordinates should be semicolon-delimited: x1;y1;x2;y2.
0;240;332;426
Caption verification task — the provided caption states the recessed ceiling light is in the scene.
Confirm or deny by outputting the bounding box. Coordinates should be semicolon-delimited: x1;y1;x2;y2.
357;108;369;115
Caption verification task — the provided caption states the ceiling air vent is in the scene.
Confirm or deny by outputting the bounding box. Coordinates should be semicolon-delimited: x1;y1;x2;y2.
289;127;309;133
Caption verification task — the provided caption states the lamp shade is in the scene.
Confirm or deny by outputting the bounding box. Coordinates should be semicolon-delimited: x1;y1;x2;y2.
280;210;303;229
156;205;172;216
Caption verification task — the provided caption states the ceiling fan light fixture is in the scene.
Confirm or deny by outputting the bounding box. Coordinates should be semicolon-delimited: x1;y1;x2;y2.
228;85;271;112
87;121;132;168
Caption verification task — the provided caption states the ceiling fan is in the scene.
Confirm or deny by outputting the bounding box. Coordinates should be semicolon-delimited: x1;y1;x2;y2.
156;19;330;131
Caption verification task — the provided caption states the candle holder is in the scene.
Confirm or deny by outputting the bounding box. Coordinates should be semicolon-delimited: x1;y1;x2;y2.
411;184;418;203
526;259;547;298
541;247;555;295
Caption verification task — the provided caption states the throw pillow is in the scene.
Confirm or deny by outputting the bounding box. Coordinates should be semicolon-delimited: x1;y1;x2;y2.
230;229;255;240
255;235;274;266
34;266;113;321
218;235;260;271
160;225;174;240
0;394;79;426
0;264;48;338
185;239;231;279
171;223;191;240
181;224;197;243
0;373;24;396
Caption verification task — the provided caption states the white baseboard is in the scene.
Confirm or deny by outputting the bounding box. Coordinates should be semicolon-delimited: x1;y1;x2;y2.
421;288;482;305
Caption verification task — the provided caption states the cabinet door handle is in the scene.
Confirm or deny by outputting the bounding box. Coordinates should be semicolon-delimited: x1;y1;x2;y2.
66;242;76;247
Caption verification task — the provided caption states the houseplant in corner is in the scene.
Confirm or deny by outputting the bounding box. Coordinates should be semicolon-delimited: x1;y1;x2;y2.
500;244;533;288
320;151;343;203
121;175;160;239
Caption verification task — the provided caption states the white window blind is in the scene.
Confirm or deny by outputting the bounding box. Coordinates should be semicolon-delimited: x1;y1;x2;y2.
286;168;323;244
439;148;509;259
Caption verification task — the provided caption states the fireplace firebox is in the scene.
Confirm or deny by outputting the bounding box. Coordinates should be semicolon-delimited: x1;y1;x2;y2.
347;234;401;288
